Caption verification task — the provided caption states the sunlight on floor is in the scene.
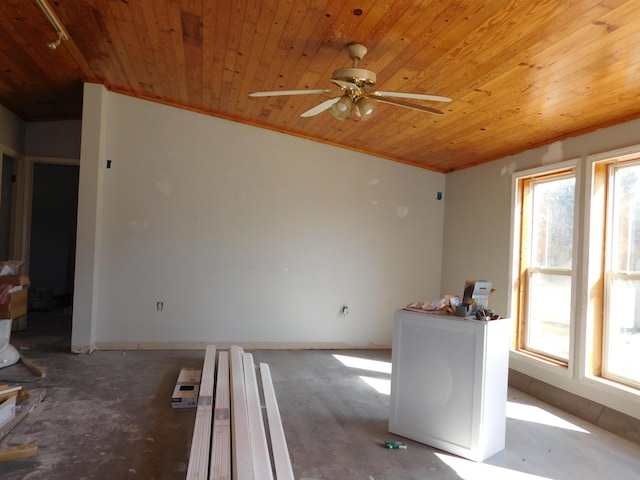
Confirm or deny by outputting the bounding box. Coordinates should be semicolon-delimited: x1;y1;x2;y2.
435;453;553;480
333;354;392;395
506;401;589;433
359;375;391;395
331;354;589;434
332;354;392;374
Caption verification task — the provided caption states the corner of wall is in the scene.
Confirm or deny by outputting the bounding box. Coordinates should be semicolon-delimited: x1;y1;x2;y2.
71;83;108;352
0;104;26;153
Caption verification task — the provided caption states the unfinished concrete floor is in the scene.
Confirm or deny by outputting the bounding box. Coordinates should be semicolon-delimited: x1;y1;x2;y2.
1;309;640;479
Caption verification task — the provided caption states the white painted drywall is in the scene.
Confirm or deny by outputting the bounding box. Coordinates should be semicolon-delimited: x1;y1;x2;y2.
76;86;445;348
0;104;25;152
25;120;82;159
439;158;514;316
72;84;109;352
441;119;640;419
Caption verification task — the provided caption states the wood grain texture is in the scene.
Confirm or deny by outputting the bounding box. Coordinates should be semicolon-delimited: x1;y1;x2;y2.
0;442;38;463
186;345;216;480
210;351;231;480
3;0;640;171
242;353;274;480
259;362;295;480
229;345;253;480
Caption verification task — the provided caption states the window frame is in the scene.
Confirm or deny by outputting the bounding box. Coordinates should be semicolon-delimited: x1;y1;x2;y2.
601;158;640;389
509;146;640;408
510;160;580;368
524;266;573;361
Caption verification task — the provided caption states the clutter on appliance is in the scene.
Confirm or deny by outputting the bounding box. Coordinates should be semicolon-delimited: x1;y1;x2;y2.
404;279;500;320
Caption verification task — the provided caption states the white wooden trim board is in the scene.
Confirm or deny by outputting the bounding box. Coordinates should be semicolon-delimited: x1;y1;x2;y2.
260;363;295;480
230;345;254;480
243;352;274;480
186;345;217;480
210;351;230;480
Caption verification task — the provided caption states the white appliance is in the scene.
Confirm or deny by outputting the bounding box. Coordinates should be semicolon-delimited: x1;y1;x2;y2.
0;318;20;367
389;309;510;462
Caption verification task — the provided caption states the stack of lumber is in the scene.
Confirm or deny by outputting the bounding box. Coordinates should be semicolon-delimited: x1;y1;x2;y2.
0;385;46;463
186;345;294;480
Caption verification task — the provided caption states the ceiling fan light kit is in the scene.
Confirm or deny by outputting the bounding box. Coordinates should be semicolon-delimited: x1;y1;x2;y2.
355;97;376;120
330;96;352;120
249;43;451;120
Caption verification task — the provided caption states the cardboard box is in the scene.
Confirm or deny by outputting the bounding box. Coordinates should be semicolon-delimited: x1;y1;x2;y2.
171;367;201;409
0;288;27;319
462;280;492;312
0;276;29;320
0;276;30;287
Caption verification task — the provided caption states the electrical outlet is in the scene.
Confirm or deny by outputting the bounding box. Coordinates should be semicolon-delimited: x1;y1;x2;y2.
156;301;164;311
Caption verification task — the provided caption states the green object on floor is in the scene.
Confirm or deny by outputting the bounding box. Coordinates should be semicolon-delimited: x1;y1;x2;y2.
384;440;407;449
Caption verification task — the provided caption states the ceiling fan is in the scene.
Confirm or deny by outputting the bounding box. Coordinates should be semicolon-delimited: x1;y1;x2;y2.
249;43;451;120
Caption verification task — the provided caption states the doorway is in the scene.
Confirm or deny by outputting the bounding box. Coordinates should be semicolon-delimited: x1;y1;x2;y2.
27;163;79;335
0;155;14;260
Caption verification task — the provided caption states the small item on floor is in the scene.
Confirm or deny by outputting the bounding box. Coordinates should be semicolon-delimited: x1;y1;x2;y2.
20;355;46;378
384;440;407;449
0;442;38;462
0;395;16;426
171;367;201;408
0;388;46;442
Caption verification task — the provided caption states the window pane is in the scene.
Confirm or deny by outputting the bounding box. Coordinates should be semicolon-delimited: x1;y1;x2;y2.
526;272;571;360
605;277;640;386
611;164;640;272
531;177;575;268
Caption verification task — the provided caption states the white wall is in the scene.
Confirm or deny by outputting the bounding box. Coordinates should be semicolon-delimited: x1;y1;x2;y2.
439;158;515;315
0;104;24;153
72;85;108;352
25;120;82;159
441;119;640;419
75;86;446;349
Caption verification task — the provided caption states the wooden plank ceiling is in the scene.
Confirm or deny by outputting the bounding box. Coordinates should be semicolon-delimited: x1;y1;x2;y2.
1;0;640;172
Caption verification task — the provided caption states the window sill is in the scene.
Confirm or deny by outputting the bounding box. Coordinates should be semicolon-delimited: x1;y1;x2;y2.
510;349;640;418
581;374;640;403
510;349;570;376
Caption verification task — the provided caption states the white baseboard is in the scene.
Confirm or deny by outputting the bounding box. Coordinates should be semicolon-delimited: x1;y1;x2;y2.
71;344;94;354
92;341;391;351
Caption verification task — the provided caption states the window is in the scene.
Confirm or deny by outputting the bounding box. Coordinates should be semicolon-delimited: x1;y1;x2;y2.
515;169;576;363
603;160;640;388
512;150;640;394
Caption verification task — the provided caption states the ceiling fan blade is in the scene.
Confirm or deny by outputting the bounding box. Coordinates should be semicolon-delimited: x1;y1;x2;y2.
371;96;445;115
300;97;341;117
330;79;360;91
249;89;334;97
373;91;452;103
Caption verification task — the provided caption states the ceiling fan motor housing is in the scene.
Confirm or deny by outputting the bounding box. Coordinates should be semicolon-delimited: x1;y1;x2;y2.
332;68;376;88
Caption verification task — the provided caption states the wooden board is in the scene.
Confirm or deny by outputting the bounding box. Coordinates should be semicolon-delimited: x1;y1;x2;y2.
186;345;216;480
210;351;230;480
229;345;253;480
0;442;37;463
243;353;273;480
259;363;295;480
20;355;46;378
